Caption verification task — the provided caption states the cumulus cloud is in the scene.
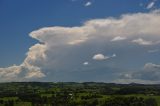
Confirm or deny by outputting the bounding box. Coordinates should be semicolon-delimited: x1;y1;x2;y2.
140;63;160;81
111;36;126;41
0;65;21;81
83;62;89;65
93;54;109;60
92;53;116;61
144;63;160;69
132;38;154;45
0;42;47;81
119;63;160;84
84;1;92;7
0;64;45;82
132;38;160;45
0;9;160;82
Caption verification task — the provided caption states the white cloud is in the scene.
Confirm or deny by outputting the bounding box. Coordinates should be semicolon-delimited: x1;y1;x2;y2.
147;0;156;9
0;41;47;81
111;54;116;57
24;43;47;65
0;65;21;81
132;38;154;45
85;10;160;37
143;62;160;69
83;62;89;65
92;53;116;61
0;9;160;82
30;26;92;46
132;38;160;46
111;36;126;41
24;68;45;79
93;54;109;60
84;1;92;7
0;64;45;82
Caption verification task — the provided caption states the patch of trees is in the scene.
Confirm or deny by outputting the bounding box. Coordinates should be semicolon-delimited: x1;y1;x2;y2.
101;96;157;106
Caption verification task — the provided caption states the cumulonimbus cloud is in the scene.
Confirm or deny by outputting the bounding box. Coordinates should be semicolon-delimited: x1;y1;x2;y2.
0;9;160;82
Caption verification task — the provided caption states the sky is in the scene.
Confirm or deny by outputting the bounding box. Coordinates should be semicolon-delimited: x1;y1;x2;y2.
0;0;160;83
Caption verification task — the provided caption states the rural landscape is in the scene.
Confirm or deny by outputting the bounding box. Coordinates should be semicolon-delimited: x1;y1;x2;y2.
0;82;159;106
1;0;160;105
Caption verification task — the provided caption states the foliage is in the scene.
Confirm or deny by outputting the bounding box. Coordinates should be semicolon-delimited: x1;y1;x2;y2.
0;82;159;106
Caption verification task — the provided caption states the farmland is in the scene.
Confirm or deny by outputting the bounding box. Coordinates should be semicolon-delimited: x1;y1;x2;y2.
0;82;159;106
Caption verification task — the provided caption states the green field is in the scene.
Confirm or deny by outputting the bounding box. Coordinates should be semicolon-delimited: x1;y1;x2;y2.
0;82;159;106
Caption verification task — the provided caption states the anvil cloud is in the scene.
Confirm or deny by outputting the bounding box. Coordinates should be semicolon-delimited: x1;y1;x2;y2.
0;10;160;83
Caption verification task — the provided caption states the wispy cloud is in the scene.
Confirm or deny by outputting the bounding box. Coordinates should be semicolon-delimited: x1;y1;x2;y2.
148;49;159;53
111;54;116;58
132;38;160;46
84;1;92;7
111;36;126;42
139;3;143;7
146;0;156;9
132;38;154;45
71;0;75;1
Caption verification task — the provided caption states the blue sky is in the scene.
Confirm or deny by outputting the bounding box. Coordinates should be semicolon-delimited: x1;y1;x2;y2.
0;0;160;83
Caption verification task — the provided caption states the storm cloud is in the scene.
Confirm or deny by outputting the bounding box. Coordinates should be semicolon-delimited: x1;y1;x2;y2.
0;9;160;83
